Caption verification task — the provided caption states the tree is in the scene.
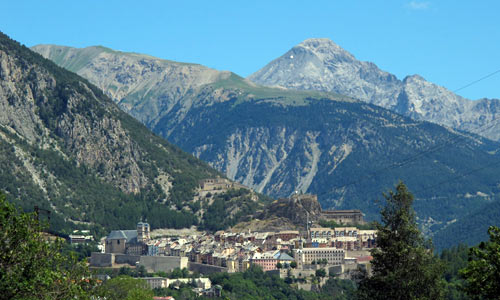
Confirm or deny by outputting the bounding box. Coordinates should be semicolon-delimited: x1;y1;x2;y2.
136;265;147;277
276;262;283;269
321;278;357;300
0;191;93;300
96;276;153;300
315;268;327;278
460;226;500;299
290;261;297;268
357;182;444;300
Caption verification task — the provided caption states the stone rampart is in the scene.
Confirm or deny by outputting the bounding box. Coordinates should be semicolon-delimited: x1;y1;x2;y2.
139;256;188;273
188;262;227;274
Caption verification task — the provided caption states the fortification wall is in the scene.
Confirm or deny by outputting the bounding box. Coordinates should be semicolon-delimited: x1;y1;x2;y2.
114;254;140;266
90;252;113;267
188;262;227;274
139;256;188;273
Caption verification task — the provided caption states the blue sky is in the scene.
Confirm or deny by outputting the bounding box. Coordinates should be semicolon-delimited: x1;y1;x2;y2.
1;0;499;100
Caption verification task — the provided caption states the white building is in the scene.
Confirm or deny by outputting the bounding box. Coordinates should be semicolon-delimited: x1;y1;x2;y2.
142;277;211;290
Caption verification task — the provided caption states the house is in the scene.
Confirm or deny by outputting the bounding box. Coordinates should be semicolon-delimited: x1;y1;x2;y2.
69;234;93;244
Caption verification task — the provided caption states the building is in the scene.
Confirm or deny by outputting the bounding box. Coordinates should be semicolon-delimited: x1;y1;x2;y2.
321;210;365;224
358;230;377;249
142;277;211;290
148;241;160;256
275;230;300;241
251;250;295;271
199;177;246;191
105;221;150;255
334;227;359;237
69;234;93;244
143;277;166;289
296;247;345;265
69;230;93;244
310;227;334;240
332;236;358;250
199;177;232;190
165;278;211;289
105;230;138;254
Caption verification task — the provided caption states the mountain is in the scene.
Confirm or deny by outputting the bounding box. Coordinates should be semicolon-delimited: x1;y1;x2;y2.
32;44;500;245
249;38;500;141
0;32;268;235
31;44;236;130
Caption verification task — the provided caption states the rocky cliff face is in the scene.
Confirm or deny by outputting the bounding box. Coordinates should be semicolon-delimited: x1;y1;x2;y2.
259;194;322;227
1;43;148;193
249;38;500;141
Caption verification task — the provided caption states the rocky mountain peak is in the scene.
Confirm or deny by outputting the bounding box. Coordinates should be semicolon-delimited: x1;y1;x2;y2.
296;38;355;62
402;74;429;85
249;38;401;107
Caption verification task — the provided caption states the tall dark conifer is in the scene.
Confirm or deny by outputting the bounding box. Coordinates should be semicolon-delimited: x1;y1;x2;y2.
357;182;444;300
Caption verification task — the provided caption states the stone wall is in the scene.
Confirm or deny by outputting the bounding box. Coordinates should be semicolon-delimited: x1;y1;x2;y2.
90;252;113;267
188;262;227;274
114;254;141;266
139;256;188;273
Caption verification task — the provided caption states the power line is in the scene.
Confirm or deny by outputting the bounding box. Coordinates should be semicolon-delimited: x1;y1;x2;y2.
414;158;500;196
453;68;500;93
320;116;500;197
318;74;500;199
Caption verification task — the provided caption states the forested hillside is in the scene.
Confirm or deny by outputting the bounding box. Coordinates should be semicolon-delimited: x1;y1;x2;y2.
0;32;266;235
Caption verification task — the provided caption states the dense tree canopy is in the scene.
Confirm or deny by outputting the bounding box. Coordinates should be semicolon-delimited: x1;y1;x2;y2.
357;182;444;300
460;226;500;299
95;276;153;300
0;191;93;300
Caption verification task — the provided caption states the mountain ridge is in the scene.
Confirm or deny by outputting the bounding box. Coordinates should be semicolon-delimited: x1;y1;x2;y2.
248;38;500;141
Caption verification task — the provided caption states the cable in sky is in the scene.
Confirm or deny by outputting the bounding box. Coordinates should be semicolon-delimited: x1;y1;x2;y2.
453;68;500;94
318;67;500;197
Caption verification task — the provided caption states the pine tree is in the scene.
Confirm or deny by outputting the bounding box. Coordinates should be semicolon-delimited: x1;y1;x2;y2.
357;182;444;300
460;225;500;299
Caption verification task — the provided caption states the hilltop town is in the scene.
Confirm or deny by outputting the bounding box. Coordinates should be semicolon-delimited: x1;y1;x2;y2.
88;193;376;293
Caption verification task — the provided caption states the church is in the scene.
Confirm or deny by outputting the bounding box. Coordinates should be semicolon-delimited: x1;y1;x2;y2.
104;221;151;255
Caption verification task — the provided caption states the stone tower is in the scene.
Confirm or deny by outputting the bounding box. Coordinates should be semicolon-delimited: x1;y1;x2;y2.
137;221;150;242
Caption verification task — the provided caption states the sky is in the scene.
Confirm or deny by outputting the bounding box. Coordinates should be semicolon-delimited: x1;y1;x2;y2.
1;0;499;100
